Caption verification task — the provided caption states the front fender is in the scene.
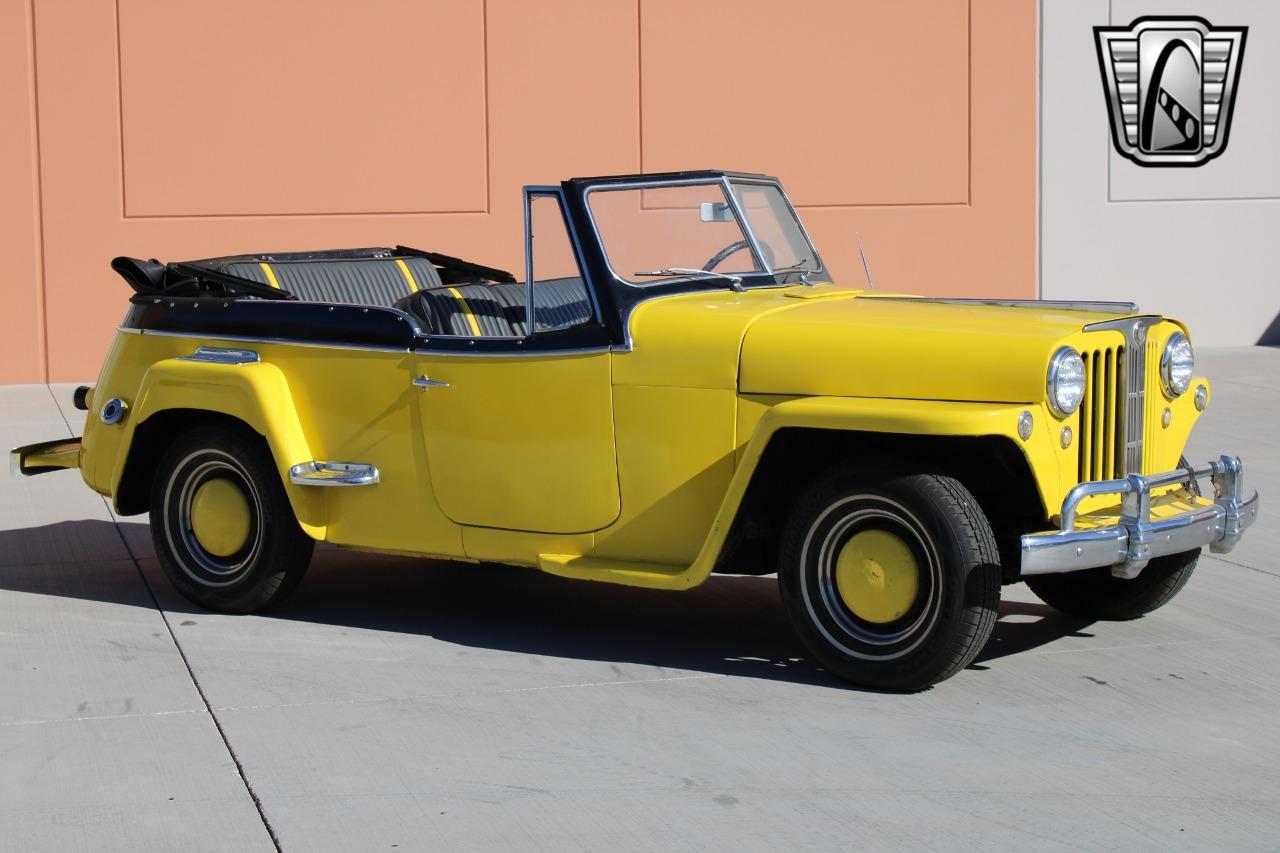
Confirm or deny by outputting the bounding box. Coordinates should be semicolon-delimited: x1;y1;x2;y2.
95;358;326;537
690;396;1060;585
542;396;1061;591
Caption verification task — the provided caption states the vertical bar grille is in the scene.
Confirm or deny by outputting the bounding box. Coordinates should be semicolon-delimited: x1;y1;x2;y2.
1076;318;1155;483
1078;345;1127;482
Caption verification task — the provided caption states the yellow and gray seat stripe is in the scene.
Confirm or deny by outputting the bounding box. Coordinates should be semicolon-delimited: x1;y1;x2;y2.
258;262;281;289
393;258;420;292
397;256;480;336
261;257;481;337
446;287;483;336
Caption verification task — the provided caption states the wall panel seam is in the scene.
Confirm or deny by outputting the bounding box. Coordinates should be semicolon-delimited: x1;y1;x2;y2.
29;0;49;382
482;0;491;213
115;0;127;219
114;0;492;220
1036;0;1043;299
636;0;972;211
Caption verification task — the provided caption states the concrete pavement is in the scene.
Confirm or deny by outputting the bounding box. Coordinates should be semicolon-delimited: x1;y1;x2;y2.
2;349;1277;851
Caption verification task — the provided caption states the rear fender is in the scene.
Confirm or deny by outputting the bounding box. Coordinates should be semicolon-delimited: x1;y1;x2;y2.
107;358;326;537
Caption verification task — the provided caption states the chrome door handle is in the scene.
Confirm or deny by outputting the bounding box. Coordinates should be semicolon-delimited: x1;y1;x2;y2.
412;375;449;390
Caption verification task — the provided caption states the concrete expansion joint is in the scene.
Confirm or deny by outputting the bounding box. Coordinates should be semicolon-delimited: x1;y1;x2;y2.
108;505;284;853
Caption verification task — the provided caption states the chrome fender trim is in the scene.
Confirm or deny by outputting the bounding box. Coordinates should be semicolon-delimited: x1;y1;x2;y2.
288;461;380;487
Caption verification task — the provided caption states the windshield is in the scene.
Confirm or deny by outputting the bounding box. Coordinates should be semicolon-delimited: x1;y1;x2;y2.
586;179;821;286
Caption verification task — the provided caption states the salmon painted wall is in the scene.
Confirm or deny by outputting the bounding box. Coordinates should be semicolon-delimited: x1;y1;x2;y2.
0;0;1037;383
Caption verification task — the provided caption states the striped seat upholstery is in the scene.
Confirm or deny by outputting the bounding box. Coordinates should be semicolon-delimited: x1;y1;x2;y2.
409;277;593;337
221;257;443;307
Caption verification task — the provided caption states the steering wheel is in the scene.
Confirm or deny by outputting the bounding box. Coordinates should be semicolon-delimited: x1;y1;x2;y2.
703;239;775;273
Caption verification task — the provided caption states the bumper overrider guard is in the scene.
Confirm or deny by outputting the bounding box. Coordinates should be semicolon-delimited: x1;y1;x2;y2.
1022;456;1259;579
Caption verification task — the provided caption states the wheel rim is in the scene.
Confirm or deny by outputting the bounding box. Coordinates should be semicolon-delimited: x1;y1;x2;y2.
165;450;264;587
189;478;253;557
801;495;943;660
834;529;920;624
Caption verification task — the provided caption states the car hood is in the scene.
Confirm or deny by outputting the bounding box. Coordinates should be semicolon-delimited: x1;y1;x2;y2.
738;293;1130;403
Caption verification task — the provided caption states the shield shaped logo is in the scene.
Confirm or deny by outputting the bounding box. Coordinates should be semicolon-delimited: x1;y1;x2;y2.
1095;16;1247;166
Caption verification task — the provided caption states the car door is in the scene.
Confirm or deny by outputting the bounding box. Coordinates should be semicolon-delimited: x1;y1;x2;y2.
413;189;620;534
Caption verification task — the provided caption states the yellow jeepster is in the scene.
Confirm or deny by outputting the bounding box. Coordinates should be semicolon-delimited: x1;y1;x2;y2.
11;171;1259;691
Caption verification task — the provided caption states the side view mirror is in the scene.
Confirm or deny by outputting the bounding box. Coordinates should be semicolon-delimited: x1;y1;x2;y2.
700;202;734;223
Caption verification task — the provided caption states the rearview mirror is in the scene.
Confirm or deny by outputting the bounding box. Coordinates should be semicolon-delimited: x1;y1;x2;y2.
699;202;734;223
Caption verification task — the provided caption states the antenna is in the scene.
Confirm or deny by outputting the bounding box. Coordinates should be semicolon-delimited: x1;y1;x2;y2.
856;232;876;291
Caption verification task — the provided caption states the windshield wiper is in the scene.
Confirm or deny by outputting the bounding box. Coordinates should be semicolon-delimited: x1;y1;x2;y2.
769;259;820;285
634;268;745;292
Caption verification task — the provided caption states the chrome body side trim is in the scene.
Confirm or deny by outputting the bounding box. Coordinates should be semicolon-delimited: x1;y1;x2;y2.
116;326;412;353
870;297;1141;314
122;324;612;359
176;346;260;365
416;345;614;358
1020;455;1259;578
288;461;380;487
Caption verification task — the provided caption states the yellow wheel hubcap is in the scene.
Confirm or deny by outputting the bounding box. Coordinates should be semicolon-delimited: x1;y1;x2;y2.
190;478;252;557
834;529;921;624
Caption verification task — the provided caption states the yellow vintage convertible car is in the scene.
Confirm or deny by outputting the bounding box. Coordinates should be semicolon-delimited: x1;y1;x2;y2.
12;171;1260;691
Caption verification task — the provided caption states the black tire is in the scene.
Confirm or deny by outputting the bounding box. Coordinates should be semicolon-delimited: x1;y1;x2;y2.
150;425;314;613
1025;549;1198;621
777;463;1001;692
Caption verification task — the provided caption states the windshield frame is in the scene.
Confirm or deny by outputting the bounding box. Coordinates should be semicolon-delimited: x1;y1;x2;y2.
581;174;827;291
727;176;825;278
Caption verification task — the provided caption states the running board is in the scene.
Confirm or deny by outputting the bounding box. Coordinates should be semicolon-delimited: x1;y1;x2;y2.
288;461;380;487
10;437;82;477
538;554;693;590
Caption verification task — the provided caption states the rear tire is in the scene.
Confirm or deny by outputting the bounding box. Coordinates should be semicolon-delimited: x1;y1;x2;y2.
777;463;1001;692
1025;549;1199;621
150;426;314;613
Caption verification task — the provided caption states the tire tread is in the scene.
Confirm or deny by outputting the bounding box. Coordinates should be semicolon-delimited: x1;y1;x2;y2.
150;425;313;613
778;460;1001;691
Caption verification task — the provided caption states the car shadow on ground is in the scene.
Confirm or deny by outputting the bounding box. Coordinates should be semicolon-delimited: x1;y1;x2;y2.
1;520;1098;690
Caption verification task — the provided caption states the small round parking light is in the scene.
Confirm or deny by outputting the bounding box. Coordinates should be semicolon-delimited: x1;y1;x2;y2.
1018;410;1034;441
1060;425;1073;449
1195;383;1208;411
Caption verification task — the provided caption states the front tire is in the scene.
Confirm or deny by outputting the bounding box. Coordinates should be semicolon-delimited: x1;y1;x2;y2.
150;426;314;613
1025;549;1199;621
778;463;1001;692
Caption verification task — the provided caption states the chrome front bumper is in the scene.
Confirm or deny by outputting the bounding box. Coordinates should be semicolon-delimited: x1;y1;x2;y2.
1021;456;1259;579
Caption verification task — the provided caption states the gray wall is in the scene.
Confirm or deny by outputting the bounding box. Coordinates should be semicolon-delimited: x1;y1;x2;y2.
1041;0;1280;346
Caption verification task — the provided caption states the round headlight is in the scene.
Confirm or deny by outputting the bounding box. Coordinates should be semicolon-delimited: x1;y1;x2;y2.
1047;347;1086;417
1161;332;1194;396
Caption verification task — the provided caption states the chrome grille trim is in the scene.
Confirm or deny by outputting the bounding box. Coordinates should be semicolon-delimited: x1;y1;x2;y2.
1082;315;1162;477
